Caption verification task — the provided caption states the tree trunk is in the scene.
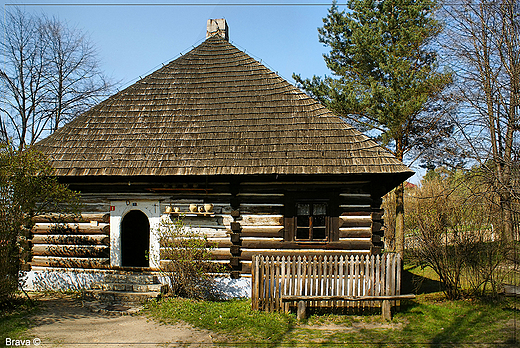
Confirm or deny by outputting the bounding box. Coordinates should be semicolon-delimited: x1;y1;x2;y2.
500;191;514;242
395;182;405;255
395;138;405;256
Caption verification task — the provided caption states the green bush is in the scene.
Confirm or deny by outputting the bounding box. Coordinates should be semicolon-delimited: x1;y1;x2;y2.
157;216;221;299
0;144;78;306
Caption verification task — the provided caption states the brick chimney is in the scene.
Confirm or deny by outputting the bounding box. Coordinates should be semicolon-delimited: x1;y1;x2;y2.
206;19;229;41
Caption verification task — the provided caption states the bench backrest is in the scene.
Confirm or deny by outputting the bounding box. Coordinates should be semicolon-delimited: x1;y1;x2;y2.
251;253;402;312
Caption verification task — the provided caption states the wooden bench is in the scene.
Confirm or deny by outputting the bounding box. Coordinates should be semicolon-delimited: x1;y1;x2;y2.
281;294;416;320
252;253;411;320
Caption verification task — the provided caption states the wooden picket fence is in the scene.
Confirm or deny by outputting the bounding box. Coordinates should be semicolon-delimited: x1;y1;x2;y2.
251;253;402;312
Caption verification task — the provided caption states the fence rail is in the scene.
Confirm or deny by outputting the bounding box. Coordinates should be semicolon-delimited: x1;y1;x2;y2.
251;253;401;312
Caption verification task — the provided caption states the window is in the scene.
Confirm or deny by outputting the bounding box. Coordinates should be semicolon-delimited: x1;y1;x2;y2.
295;202;328;241
283;193;339;243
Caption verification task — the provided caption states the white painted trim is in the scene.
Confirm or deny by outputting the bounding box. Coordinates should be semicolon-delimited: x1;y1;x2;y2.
109;200;161;268
22;268;252;298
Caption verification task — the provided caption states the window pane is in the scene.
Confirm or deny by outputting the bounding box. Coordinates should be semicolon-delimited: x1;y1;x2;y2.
313;203;327;215
297;228;310;240
297;215;309;227
297;203;310;216
314;215;326;227
313;227;326;240
293;201;329;242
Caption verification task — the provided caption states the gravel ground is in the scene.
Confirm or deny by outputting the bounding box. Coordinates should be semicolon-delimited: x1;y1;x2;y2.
25;293;215;347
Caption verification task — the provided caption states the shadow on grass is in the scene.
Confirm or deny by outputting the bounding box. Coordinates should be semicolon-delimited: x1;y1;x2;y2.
402;268;443;295
0;296;39;338
266;320;297;348
428;301;518;347
394;296;519;348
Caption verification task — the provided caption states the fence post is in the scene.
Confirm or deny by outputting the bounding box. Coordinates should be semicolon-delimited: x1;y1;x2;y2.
252;255;258;310
275;256;280;311
251;253;404;316
281;256;289;313
260;255;265;311
269;256;276;312
382;300;391;320
297;300;306;321
296;255;302;296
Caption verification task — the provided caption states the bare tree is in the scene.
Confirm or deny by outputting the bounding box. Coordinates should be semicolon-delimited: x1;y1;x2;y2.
0;115;8;145
0;7;116;149
409;170;510;299
41;16;113;132
442;0;519;241
0;8;47;150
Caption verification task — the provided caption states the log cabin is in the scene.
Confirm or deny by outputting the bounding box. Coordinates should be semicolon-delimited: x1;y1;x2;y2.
26;19;413;293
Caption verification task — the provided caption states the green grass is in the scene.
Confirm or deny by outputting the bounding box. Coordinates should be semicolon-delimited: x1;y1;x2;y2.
2;267;517;348
144;264;519;347
144;297;296;345
304;295;518;347
144;294;518;347
0;295;38;342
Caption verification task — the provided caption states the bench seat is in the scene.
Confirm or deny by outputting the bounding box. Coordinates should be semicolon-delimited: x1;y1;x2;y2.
281;294;416;320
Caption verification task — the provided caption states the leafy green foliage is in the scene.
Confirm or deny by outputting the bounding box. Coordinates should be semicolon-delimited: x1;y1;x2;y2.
157;217;221;299
294;0;453;156
294;0;454;255
0;144;79;305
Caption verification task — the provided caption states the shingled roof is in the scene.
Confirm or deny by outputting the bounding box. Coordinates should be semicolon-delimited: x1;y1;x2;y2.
36;33;413;178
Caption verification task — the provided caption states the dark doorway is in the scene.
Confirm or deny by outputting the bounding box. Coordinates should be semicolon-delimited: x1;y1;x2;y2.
121;210;150;267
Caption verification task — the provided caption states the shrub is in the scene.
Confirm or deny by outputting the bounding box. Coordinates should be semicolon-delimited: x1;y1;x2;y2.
0;145;78;306
409;170;510;299
157;216;221;299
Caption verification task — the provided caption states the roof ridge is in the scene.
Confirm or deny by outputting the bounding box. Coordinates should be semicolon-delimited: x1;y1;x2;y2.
35;35;413;177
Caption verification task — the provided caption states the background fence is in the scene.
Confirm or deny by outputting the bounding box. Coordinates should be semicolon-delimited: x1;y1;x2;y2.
251;253;402;312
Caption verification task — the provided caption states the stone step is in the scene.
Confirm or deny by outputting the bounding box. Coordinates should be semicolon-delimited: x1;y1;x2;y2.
83;289;161;304
91;282;167;293
83;300;143;316
104;273;158;284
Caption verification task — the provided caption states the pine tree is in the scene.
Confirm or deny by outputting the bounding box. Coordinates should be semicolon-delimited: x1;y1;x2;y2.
294;0;453;254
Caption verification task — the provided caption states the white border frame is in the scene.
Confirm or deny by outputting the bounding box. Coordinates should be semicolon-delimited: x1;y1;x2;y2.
109;200;161;268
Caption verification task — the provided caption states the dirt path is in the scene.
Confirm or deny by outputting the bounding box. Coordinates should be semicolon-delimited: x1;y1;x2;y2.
26;293;215;347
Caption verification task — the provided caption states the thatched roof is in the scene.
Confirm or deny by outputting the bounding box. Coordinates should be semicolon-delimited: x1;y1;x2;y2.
36;34;413;178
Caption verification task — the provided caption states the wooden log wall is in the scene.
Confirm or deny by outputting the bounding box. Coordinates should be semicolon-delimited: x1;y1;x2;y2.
159;180;385;277
47;177;387;275
339;192;384;253
29;213;110;269
159;214;285;275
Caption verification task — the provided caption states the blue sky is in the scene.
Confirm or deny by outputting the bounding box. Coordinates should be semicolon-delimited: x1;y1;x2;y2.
4;1;334;88
2;1;423;182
